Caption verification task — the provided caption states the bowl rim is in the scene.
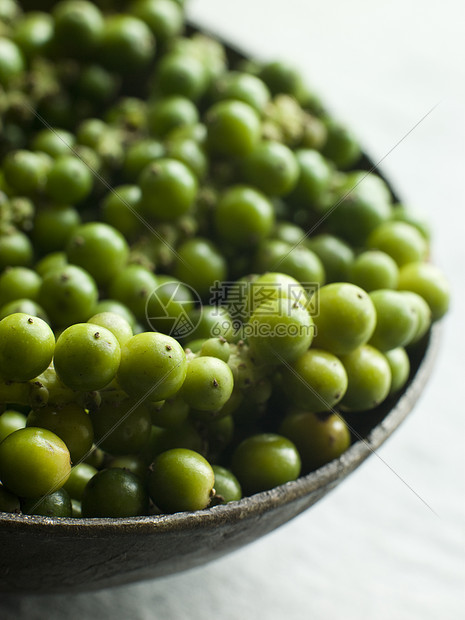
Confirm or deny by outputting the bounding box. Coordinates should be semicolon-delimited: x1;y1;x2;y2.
0;323;441;536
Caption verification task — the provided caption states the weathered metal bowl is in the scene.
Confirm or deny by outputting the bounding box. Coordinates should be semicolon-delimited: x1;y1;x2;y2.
0;25;443;595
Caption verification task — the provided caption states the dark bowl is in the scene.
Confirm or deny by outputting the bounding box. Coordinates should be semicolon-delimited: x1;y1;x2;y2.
0;26;443;595
0;323;441;594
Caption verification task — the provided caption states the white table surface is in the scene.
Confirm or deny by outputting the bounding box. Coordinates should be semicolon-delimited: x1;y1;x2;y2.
2;1;464;618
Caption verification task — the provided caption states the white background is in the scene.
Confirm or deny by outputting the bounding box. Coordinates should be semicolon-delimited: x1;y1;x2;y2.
2;1;465;618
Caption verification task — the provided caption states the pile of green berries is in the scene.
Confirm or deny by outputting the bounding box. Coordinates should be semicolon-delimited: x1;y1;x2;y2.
0;0;449;519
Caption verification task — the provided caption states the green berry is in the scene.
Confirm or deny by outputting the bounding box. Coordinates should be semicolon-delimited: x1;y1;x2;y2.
0;299;48;322
348;250;399;292
210;71;270;113
259;60;304;97
212;465;242;503
35;252;67;278
26;403;94;464
280;410;351;472
53;323;121;391
100;14;155;72
367;221;428;267
397;262;450;321
173;238;226;298
53;0;104;58
0;427;71;498
21;488;72;517
46;155;93;204
231;433;301;495
327;172;392;245
215;185;275;247
66;222;129;286
205;99;261;157
2;149;48;195
117;332;187;401
32;128;76;159
385;347;410;396
108;455;147;480
321;120;361;169
93;299;136;329
139;157;197;220
63;462;97;500
312;283;376;355
130;0;183;44
0;231;34;271
101;185;143;238
247;297;314;364
38;264;98;327
280;349;348;411
400;291;432;344
147;95;198;137
339;345;392;412
81;468;149;517
0;37;25;87
182;355;234;412
368;289;418;352
87;311;133;347
187;305;234;342
0;313;55;381
240;141;299;197
306;234;355;283
32;205;81;254
0;267;41;305
290;149;333;209
199;338;230;363
14;12;54;60
0;410;27;443
254;239;325;288
108;264;158;321
147;448;214;513
155;52;207;101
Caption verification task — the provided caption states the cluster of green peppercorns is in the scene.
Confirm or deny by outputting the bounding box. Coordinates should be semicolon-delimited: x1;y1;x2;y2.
0;0;449;519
